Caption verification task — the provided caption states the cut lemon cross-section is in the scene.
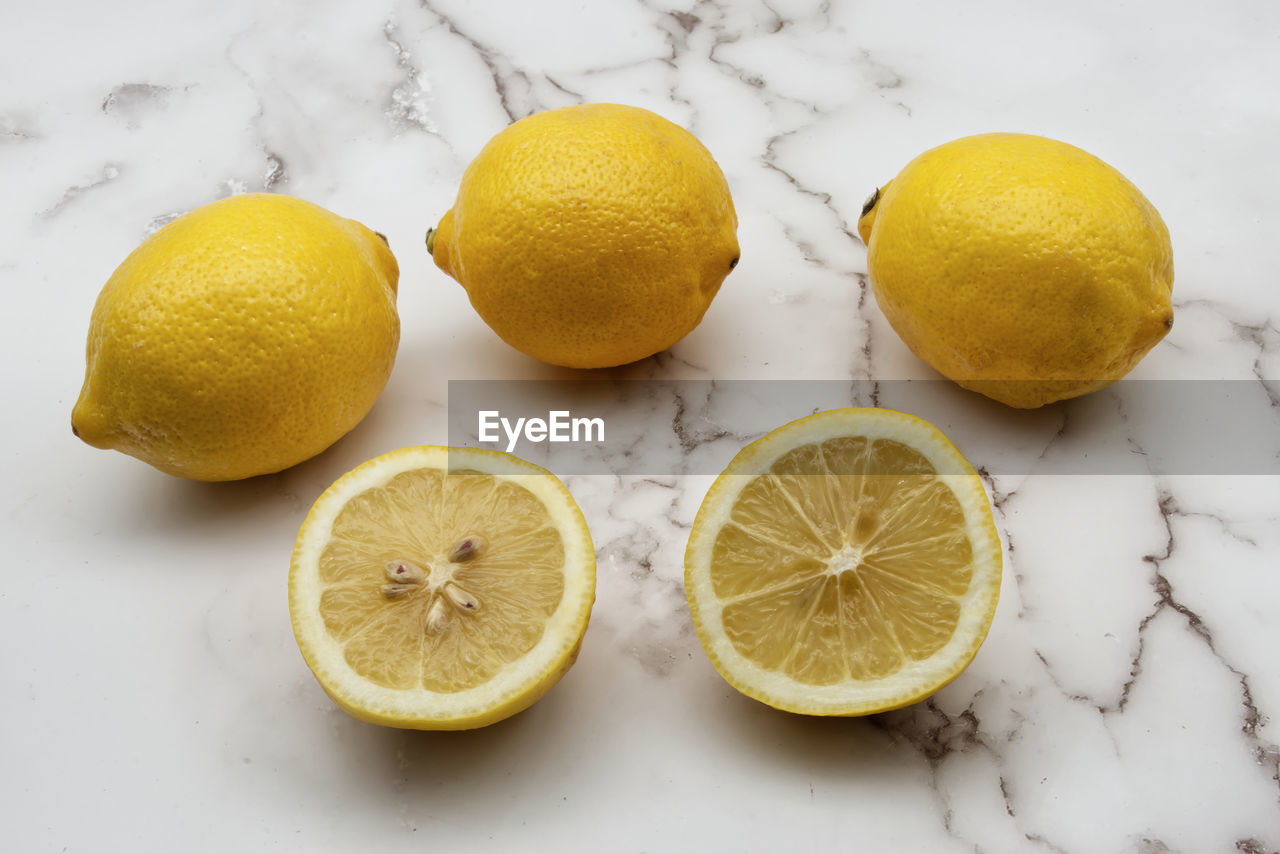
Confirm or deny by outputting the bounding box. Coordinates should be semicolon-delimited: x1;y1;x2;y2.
684;409;1001;716
289;446;596;730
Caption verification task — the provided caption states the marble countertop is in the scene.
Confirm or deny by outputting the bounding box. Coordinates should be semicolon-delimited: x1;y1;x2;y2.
4;1;1279;851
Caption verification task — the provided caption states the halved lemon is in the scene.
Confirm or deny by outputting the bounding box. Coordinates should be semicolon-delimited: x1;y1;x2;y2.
684;408;1001;716
289;446;596;730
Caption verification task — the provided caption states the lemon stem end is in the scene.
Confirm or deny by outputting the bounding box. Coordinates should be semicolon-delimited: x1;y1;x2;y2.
860;187;880;218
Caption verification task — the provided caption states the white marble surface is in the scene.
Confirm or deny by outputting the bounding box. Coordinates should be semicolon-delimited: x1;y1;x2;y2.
4;0;1279;851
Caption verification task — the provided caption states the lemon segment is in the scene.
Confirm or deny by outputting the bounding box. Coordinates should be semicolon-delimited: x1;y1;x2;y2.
290;446;596;730
685;409;1001;716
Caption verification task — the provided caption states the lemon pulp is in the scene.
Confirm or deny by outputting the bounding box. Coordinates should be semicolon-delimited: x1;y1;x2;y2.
685;409;1001;716
319;467;566;690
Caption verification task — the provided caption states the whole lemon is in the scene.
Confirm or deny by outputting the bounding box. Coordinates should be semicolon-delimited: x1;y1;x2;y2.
857;133;1174;408
428;103;739;369
72;193;400;481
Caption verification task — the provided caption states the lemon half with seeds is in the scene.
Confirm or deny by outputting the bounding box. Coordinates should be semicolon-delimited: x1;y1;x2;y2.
289;446;596;730
684;409;1001;716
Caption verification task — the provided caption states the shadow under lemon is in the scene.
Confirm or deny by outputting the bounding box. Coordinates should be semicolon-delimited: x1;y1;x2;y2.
71;387;409;538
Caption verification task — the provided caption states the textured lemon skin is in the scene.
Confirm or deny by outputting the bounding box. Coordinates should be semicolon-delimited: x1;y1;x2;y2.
857;134;1174;408
289;446;597;731
431;103;740;369
72;194;400;481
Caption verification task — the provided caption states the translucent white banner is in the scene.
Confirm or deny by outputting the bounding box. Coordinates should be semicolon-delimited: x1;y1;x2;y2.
446;380;1280;476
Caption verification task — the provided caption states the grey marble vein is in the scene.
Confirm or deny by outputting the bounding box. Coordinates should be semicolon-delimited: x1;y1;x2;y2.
101;83;173;128
1139;491;1280;796
383;18;438;134
419;0;543;122
41;163;123;219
